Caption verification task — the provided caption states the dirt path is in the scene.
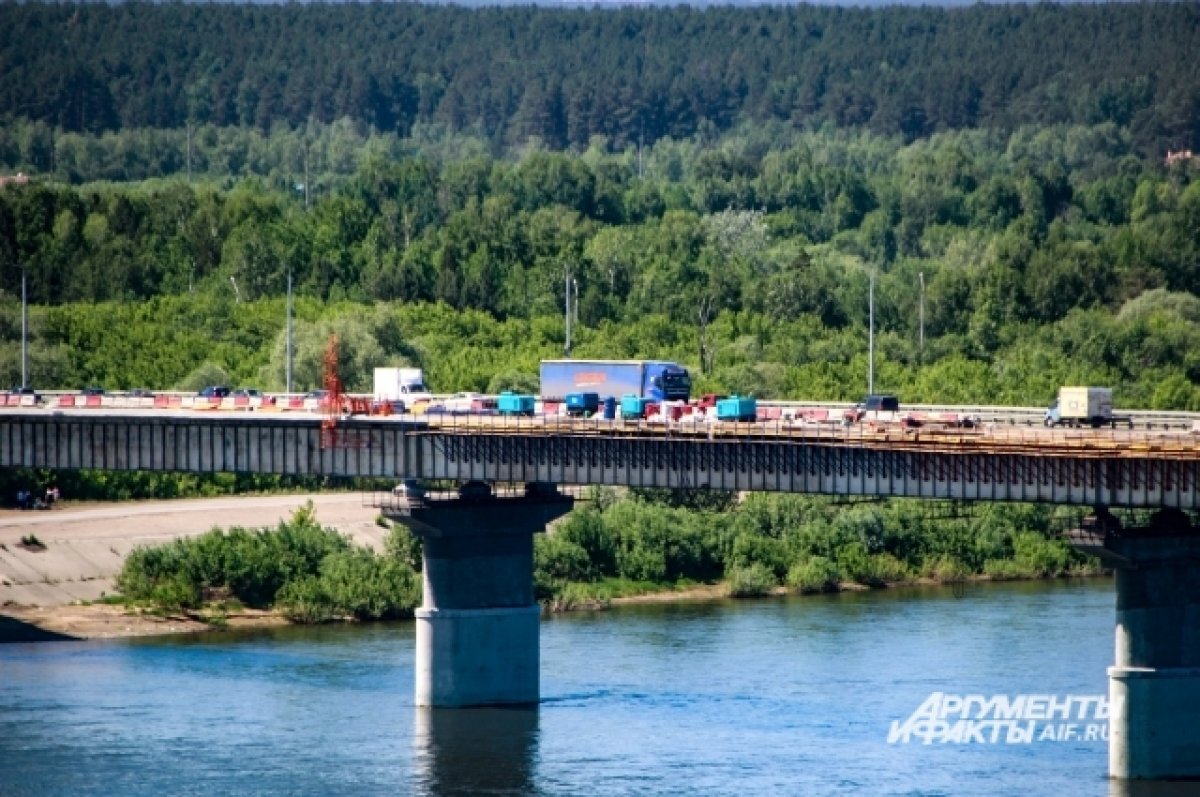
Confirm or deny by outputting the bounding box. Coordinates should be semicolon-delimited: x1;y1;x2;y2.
0;493;387;637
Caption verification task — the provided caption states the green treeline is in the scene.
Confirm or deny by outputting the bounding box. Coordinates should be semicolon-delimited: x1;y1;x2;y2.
2;123;1198;409
113;494;1095;622
536;491;1096;604
116;503;422;623
1;3;1198;157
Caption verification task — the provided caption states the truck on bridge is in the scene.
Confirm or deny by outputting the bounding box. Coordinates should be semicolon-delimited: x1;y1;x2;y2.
372;367;432;413
1044;386;1132;428
539;359;692;404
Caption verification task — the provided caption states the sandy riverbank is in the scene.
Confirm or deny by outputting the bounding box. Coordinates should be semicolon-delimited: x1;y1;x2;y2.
0;494;385;640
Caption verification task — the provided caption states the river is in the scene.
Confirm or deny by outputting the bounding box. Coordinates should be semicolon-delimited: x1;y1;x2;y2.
0;579;1184;796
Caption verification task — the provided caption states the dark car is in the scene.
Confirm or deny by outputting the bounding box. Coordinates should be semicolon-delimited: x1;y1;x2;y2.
862;394;900;412
7;386;43;402
844;394;900;423
197;386;232;399
233;388;263;398
80;387;106;396
127;388;155;398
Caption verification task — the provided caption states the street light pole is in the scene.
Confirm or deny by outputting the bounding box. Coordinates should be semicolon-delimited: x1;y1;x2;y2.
564;268;572;357
918;271;925;362
868;270;875;396
286;269;293;394
21;266;28;389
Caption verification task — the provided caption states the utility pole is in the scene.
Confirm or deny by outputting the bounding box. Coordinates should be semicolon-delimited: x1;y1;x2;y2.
21;266;28;389
304;140;310;211
286;269;294;394
564;268;572;357
868;270;875;396
918;271;925;362
186;121;193;184
230;275;240;304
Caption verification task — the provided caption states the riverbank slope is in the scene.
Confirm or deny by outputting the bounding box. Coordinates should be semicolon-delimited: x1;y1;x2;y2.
0;494;385;638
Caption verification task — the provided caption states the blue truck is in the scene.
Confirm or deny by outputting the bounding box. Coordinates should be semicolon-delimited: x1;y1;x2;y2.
539;359;692;404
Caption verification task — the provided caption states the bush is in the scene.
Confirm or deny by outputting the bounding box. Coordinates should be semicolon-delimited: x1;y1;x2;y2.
786;556;842;594
925;556;971;583
150;573;202;612
114;503;419;621
727;563;776;598
865;553;910;586
982;559;1034;581
535;534;594;584
384;525;423;571
1012;532;1073;577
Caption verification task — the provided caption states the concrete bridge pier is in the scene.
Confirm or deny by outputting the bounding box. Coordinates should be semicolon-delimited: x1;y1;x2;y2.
386;483;573;708
1072;509;1200;781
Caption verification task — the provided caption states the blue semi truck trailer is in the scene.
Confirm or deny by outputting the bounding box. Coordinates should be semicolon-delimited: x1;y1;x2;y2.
539;359;692;403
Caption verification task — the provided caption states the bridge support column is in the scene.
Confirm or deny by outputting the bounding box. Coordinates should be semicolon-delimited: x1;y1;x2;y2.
1072;509;1200;780
387;484;573;708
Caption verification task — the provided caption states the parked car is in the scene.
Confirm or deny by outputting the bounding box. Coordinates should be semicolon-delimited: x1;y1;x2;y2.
197;386;232;399
80;387;106;396
5;386;43;403
392;479;426;501
844;394;900;423
233;388;262;399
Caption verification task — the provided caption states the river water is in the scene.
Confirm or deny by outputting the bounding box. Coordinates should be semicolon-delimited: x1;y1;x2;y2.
0;579;1183;796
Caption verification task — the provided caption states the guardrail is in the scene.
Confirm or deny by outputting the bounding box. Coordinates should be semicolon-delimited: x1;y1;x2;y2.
5;390;1200;430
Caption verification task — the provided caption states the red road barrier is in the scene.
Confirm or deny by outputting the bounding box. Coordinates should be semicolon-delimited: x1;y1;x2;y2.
58;395;76;407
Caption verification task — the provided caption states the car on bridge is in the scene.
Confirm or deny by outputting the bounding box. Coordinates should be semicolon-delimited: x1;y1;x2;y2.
198;386;232;399
4;386;43;404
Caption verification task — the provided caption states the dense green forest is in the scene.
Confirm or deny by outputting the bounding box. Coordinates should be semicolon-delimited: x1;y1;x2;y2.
2;122;1198;409
1;3;1198;157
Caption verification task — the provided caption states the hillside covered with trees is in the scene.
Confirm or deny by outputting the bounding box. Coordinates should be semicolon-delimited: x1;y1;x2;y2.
1;2;1198;158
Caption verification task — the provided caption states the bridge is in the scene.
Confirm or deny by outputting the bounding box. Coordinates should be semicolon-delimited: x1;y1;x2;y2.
2;406;1199;781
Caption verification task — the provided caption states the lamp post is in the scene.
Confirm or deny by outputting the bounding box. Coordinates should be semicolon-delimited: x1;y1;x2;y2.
918;271;925;362
286;269;293;394
21;266;28;389
564;268;572;357
868;270;875;396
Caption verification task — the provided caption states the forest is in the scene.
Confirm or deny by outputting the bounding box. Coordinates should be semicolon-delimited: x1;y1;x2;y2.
1;121;1198;411
1;2;1198;157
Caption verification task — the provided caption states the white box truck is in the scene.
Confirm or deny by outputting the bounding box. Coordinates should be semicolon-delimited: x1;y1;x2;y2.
373;367;432;412
1044;386;1131;428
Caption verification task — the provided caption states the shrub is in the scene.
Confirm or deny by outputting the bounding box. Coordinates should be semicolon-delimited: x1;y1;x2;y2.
926;556;971;583
786;556;842;594
865;553;910;586
384;525;423;571
535;534;594;585
150;573;202;612
982;559;1033;581
727;563;776;598
1012;532;1073;577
